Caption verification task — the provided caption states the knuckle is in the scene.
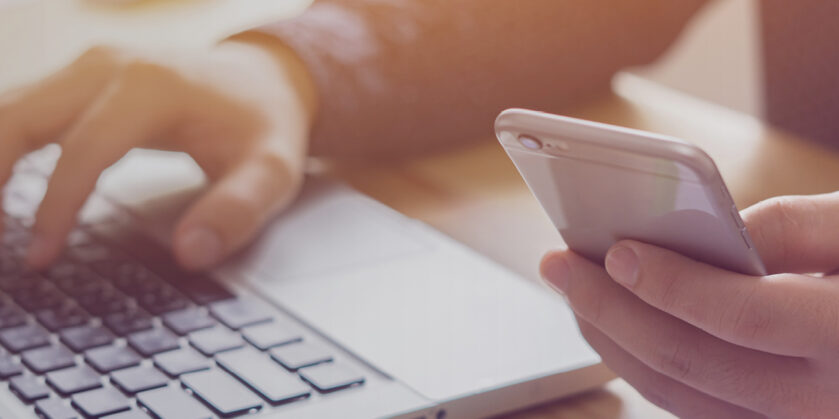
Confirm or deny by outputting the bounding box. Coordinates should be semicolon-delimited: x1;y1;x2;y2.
652;338;695;381
720;285;773;341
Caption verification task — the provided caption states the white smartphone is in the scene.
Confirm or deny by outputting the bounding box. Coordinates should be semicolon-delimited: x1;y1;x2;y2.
495;108;767;276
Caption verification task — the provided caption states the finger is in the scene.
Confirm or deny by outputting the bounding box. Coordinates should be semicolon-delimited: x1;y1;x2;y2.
743;193;839;274
27;81;166;268
173;150;302;271
0;46;119;148
541;250;804;414
576;318;764;419
602;240;839;357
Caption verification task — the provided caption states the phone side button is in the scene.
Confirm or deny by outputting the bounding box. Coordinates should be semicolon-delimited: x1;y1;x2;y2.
731;205;745;228
740;229;754;249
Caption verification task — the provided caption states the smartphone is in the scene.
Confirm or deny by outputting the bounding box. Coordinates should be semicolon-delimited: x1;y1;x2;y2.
495;108;766;276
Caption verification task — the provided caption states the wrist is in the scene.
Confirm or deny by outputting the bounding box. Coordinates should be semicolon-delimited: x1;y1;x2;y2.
221;31;319;130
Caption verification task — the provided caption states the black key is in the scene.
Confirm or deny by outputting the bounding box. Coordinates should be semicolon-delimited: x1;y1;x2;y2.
180;369;262;416
103;409;151;419
241;322;302;351
162;308;215;336
298;362;365;393
35;398;81;419
136;287;189;315
209;299;273;330
137;385;212;419
21;345;76;374
188;328;244;356
36;304;89;331
12;282;64;311
60;326;115;352
76;286;129;316
0;350;23;378
106;264;165;297
127;327;179;357
72;386;130;417
84;345;141;373
0;300;26;329
269;342;333;371
10;375;50;403
51;272;107;298
110;366;168;394
0;324;51;352
152;348;209;377
103;310;153;337
217;348;310;404
168;275;233;305
46;365;102;396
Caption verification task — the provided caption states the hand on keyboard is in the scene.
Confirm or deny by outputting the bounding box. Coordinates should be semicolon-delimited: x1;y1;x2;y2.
0;33;317;271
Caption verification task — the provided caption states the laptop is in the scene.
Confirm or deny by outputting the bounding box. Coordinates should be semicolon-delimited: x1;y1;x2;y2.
0;145;611;419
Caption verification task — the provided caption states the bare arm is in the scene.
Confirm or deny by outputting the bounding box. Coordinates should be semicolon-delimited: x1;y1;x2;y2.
260;0;708;159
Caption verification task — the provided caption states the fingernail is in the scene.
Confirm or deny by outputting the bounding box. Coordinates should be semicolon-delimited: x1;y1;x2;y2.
605;246;639;287
26;234;57;269
177;227;223;270
541;254;570;293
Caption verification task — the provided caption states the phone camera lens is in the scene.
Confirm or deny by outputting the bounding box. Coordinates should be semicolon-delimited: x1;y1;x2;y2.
518;135;542;150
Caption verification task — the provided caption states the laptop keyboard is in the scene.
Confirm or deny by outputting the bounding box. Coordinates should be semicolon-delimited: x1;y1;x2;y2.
0;154;366;418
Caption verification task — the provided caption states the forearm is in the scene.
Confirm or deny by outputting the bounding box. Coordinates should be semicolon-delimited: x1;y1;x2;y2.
258;0;708;159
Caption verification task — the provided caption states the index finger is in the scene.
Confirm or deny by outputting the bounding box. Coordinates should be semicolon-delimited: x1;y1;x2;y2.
604;240;839;358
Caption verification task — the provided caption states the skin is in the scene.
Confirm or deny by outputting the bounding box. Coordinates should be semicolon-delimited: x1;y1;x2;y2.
542;192;839;418
0;32;317;271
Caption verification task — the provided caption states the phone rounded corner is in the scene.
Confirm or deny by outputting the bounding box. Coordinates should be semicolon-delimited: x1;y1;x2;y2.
670;142;721;183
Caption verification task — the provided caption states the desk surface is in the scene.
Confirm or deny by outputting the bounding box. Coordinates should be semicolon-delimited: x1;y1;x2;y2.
8;2;839;418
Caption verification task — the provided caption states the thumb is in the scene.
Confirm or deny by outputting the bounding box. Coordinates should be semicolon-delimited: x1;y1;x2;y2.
172;153;301;271
742;192;839;274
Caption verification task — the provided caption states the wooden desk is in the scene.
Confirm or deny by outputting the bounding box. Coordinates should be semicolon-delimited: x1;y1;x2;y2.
336;80;839;418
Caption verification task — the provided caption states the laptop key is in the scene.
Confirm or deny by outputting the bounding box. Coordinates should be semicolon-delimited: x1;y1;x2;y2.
46;365;103;396
180;369;262;416
270;342;333;371
36;304;89;331
103;309;153;337
209;298;273;330
153;348;210;377
136;286;189;315
12;281;64;311
188;327;244;356
0;301;26;329
0;324;51;352
241;322;302;351
137;385;212;419
169;275;233;305
298;362;365;393
60;325;115;352
162;308;215;335
127;327;180;357
217;348;310;404
10;375;50;403
111;366;168;394
0;350;23;378
104;409;151;419
21;344;76;374
72;386;130;417
76;286;129;316
34;398;81;419
84;345;141;373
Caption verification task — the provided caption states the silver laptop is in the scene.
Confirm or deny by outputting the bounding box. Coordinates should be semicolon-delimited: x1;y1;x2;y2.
0;145;611;419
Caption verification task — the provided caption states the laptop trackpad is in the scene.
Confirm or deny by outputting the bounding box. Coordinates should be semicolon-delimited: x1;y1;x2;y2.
232;180;429;283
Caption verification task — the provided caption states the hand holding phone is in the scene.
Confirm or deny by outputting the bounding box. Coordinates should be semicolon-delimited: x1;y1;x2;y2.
496;109;766;276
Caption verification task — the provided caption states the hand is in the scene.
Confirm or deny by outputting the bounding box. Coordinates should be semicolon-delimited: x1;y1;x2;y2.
0;32;317;271
541;193;839;419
